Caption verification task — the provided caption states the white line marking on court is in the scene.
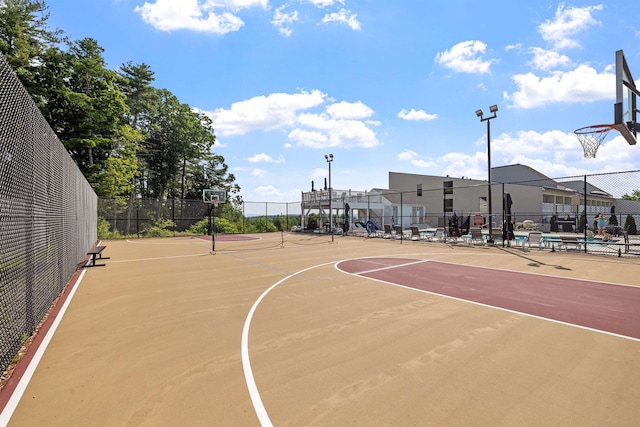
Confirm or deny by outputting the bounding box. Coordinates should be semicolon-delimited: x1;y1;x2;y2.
353;259;428;275
337;263;640;343
109;253;209;263
0;268;88;426
241;262;334;427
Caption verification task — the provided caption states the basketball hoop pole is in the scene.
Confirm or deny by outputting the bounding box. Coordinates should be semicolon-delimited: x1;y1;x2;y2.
208;203;215;252
203;189;225;253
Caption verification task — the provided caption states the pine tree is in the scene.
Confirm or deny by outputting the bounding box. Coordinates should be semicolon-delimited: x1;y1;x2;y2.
624;214;637;235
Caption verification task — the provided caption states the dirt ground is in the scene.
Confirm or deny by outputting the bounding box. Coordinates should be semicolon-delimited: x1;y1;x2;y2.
2;233;640;426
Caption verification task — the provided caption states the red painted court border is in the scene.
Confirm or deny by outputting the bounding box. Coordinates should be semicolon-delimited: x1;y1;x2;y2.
338;257;640;340
0;257;89;415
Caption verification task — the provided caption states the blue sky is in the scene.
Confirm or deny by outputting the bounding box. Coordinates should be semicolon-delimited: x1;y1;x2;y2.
47;1;640;203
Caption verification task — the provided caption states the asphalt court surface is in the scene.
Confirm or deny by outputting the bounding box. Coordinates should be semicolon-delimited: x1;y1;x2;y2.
1;232;640;426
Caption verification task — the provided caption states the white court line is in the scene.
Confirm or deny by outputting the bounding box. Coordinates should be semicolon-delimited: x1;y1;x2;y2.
108;253;209;264
241;261;335;427
0;264;90;426
352;259;428;275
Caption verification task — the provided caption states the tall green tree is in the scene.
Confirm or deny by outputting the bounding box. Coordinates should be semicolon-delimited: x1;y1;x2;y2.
89;124;143;198
117;61;158;129
141;89;223;202
141;88;185;200
184;154;240;202
56;38;128;173
173;109;216;199
0;0;63;98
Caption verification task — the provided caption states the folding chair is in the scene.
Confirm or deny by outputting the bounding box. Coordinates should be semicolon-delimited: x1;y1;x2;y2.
524;231;544;249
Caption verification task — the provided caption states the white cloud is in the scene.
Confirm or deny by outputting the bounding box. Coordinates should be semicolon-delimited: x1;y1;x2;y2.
134;0;267;33
320;8;361;30
505;64;614;109
288;129;328;148
247;153;286;164
398;149;437;169
397;109;438;121
271;5;298;36
309;0;344;7
254;185;282;197
137;0;361;36
204;90;327;135
440;151;488;180
326;101;373;119
251;168;267;177
538;4;603;50
435;40;495;74
295;111;379;148
203;90;380;149
398;150;418;161
311;167;328;181
528;47;571;71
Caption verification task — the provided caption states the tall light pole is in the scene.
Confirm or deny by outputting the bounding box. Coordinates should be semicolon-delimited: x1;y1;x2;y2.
476;105;498;244
325;153;334;242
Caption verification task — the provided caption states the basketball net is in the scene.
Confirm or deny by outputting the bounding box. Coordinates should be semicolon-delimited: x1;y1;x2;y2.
213;199;219;208
574;124;614;158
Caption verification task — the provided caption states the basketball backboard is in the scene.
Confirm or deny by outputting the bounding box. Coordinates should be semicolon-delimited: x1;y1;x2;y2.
614;49;639;145
203;188;227;204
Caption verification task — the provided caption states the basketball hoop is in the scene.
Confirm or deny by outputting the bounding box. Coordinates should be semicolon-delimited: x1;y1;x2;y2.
213;199;219;208
574;124;615;158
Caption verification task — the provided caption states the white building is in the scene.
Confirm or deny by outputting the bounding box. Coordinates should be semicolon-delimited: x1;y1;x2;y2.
301;164;631;233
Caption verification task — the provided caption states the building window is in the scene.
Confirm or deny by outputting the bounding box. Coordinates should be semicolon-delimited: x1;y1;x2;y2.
444;198;453;212
417;184;422;197
443;180;453;195
479;196;487;213
412;206;424;223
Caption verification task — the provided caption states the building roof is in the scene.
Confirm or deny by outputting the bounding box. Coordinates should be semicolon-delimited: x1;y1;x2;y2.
491;164;559;188
558;180;613;198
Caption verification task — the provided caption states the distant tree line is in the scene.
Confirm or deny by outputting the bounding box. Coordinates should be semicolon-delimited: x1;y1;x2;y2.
0;0;240;205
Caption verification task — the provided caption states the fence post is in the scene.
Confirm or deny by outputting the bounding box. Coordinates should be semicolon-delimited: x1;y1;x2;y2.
136;203;140;238
584;175;588;253
399;191;403;243
502;183;505;247
172;198;176;237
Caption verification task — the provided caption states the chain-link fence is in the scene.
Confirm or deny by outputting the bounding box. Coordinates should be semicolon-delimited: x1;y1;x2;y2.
99;171;640;258
330;170;640;256
0;54;97;375
98;198;302;236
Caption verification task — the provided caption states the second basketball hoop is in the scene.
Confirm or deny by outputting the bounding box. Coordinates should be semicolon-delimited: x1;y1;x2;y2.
574;124;615;158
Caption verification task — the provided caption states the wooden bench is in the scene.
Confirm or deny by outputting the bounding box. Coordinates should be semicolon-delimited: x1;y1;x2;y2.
86;245;109;267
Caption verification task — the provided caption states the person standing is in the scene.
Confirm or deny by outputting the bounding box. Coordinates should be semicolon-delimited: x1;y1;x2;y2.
596;214;607;236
